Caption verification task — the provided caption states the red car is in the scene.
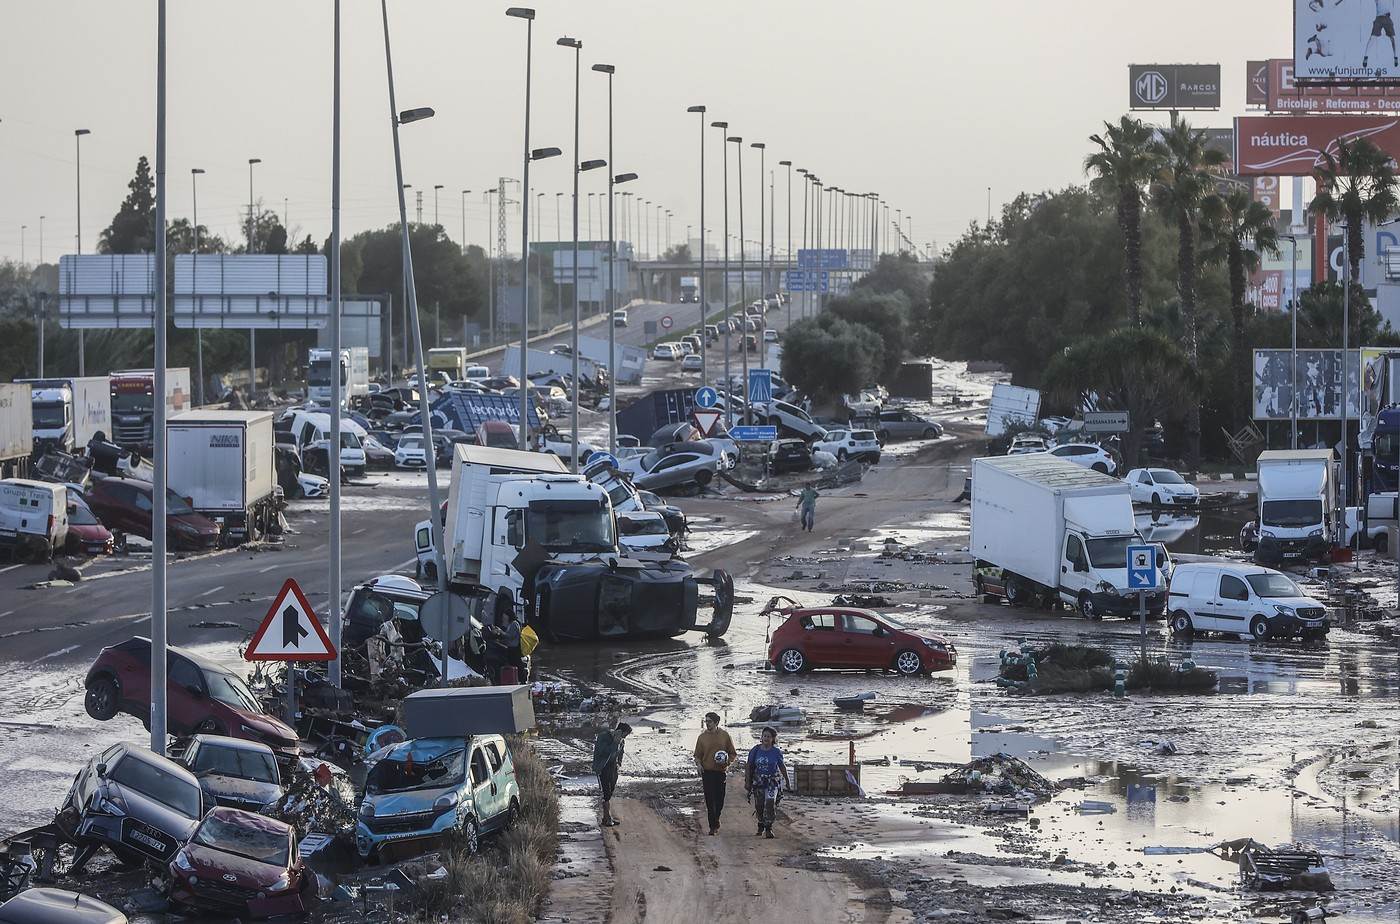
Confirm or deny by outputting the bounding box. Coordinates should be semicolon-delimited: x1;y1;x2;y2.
65;492;114;555
167;807;314;917
84;637;299;757
85;476;221;551
766;606;957;676
474;419;518;449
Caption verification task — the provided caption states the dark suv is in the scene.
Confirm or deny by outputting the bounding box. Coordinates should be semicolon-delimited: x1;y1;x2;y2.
769;439;813;474
84;638;298;757
85;477;221;550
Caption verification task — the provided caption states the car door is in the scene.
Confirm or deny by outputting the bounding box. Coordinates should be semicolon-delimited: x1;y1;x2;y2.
483;739;514;826
469;744;500;826
1061;534;1091;602
1214;574;1252;633
1134;471;1153;503
132;486;156;539
840;613;891;668
796;612;840;665
167;655;207;734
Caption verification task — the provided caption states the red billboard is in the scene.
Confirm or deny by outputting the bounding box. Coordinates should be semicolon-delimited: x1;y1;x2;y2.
1247;270;1284;311
1234;114;1400;175
1268;58;1400;113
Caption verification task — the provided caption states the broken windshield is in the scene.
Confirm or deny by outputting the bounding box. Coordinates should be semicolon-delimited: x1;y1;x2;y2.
366;748;466;794
1261;499;1323;529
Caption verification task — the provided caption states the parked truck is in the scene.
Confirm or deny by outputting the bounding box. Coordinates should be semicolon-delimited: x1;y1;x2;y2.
575;334;645;385
307;347;369;408
426;347;471;383
109;368;192;453
679;275;700;303
0;383;34;479
970;453;1165;618
167;410;279;544
18;376;112;454
419;444;731;641
1253;449;1337;565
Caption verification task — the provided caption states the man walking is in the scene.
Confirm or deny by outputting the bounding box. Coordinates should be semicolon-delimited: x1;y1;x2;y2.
797;485;819;532
693;712;737;835
593;721;632;827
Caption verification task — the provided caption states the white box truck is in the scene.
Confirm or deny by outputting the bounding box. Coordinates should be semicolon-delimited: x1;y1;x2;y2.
986;383;1041;439
679;275;700;303
501;345;604;387
0;478;67;560
19;377;112;453
167;410;278;544
307;347;369;408
1254;449;1337;565
0;384;33;479
576;334;646;385
971;453;1165;618
427;347;470;382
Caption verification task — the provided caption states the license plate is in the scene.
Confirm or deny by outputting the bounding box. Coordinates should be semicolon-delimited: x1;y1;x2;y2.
120;818;177;860
1283;552;1301;559
1304;620;1322;627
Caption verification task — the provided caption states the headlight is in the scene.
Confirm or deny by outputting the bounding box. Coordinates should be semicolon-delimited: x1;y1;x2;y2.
359;801;375;819
1309;528;1324;538
172;850;193;872
269;872;291;892
1097;582;1120;597
1273;604;1296;617
434;791;460;814
1260;529;1276;540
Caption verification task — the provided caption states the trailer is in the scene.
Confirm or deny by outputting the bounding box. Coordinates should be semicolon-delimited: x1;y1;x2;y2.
167;410;278;544
18;376;112;454
0;384;34;479
576;334;646;385
109;368;192;453
986;384;1041;439
501;345;605;387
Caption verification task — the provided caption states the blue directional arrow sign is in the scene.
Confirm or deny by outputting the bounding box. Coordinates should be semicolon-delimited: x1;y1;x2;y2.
1126;544;1157;589
693;386;719;409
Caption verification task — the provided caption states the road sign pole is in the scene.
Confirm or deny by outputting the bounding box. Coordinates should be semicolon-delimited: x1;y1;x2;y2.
285;662;297;724
1138;591;1147;667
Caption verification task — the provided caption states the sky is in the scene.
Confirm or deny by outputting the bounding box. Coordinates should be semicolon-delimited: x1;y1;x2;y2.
1;0;1295;265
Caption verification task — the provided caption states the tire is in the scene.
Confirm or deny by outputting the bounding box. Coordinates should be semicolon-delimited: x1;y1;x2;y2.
1151;493;1162;507
777;648;807;674
877;430;890;446
837;449;848;462
1249;616;1271;641
893;649;924;676
423;561;437;583
1078;592;1097;620
246;509;263;543
458;816;481;855
504;798;520;830
85;676;119;721
1170;611;1193;635
922;428;937;439
1091;463;1109;474
1376;532;1389;556
1005;578;1027;607
768;416;782;428
694;469;713;487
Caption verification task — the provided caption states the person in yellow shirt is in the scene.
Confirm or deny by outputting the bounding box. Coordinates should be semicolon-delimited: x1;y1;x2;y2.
693;712;737;835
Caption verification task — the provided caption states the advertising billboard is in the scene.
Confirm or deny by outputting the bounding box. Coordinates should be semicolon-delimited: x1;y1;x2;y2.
1253;349;1361;420
1233;113;1400;175
1268;57;1400;111
1246;270;1285;311
1294;0;1400;82
1129;64;1222;110
1247;60;1271;106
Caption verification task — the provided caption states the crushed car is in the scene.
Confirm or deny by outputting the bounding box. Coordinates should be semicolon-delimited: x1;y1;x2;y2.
175;735;284;813
166;807;314;917
0;888;127;924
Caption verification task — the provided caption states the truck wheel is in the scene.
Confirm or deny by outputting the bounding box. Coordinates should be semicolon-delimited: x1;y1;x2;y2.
1005;579;1027;607
1376;532;1389;556
85;676;119;721
423;561;437;583
893;650;924;676
246;510;262;543
777;649;807;674
1170;611;1193;635
1077;593;1097;620
1249;616;1271;641
973;576;995;604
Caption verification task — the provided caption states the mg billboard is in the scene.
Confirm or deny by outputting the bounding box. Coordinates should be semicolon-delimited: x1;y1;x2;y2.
1128;64;1221;110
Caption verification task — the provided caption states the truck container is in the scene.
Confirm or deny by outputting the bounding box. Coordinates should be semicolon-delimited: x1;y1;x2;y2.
307;347;369;408
679;275;700;303
971;453;1164;618
426;347;470;382
986;383;1041;439
1254;449;1337;565
0;383;34;479
575;334;645;385
18;376;112;453
110;368;192;453
501;345;604;387
167;410;278;544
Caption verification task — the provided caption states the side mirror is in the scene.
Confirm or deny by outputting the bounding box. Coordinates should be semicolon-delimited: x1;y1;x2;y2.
184;683;203;698
872;626;886;638
95;763;107;778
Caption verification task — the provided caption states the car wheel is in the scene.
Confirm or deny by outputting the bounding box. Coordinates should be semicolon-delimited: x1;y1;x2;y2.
1091;463;1109;474
1249;616;1271;641
695;469;713;487
777;648;807;674
1376;532;1389;556
459;816;481;855
922;428;937;439
84;676;119;721
1170;611;1193;635
194;718;225;736
1005;578;1027;607
1078;593;1097;620
505;798;520;830
894;649;924;676
837;449;848;462
423;561;438;583
1152;493;1162;507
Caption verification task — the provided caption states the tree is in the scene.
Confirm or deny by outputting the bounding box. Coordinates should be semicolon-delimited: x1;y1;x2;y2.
1202;189;1280;430
240;206;289;255
1309;135;1399;282
1085;116;1157;326
293;235;319;255
661;243;692;262
1150;120;1226;469
779;315;883;406
825;290;910;382
98;157;156;254
854;252;929;316
1043;328;1199;470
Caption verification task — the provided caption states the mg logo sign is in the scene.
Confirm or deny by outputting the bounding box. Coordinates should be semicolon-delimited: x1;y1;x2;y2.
1135;70;1169;105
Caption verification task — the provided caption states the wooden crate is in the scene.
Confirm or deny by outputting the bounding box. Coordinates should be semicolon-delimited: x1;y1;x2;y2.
794;763;861;796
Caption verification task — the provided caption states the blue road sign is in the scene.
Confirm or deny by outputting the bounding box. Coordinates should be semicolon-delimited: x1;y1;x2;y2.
585;450;620;470
731;425;778;442
694;386;719;409
1126;544;1157;589
748;369;773;404
797;248;849;270
783;269;829;292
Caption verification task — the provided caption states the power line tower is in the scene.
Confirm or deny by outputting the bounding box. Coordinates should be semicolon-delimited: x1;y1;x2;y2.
415;190;424;225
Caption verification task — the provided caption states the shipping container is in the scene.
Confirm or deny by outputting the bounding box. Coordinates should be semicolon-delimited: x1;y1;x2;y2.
0;383;34;478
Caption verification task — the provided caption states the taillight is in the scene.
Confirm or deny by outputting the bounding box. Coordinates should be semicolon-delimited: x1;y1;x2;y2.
47;515;54;535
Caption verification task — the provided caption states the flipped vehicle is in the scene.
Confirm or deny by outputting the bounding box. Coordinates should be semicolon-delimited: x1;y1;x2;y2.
55;743;202;869
758;400;827;441
341;574;489;683
843;390;883;418
1126;468;1199;507
637;489;686;536
616;510;678;560
361;432;397;468
356;734;519;860
812;428;881;464
176;734;284;813
84;638;299;757
1006;435;1048;455
167;807;313;917
768;439;813;474
763;600;957;676
0;889;126;924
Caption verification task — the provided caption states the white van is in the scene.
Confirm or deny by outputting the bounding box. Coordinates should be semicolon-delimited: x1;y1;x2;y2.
286;409;368;477
0;478;68;559
464;365;490;383
652;343;682;361
1166;561;1329;641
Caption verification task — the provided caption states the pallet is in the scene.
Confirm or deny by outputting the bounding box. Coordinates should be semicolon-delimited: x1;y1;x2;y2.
794;763;860;797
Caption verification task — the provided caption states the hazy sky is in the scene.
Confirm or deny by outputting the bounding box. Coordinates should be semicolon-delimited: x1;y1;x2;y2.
1;1;1292;264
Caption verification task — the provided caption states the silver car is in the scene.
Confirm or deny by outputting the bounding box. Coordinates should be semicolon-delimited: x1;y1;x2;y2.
620;441;730;491
874;408;943;443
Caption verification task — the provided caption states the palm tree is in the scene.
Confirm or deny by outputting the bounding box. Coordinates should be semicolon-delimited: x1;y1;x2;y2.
1309;134;1399;286
1202;189;1280;430
1150;121;1226;470
1085;117;1156;327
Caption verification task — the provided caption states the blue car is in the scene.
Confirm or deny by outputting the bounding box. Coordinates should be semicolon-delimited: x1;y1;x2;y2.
355;734;520;860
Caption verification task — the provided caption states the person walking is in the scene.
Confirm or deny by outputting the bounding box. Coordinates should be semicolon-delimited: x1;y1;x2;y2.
693;712;738;835
744;726;790;838
593;721;632;827
797;485;818;532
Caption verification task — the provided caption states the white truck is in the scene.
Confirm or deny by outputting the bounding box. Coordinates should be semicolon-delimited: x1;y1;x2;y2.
576;334;645;385
418;444;732;642
307;347;370;408
679;275;700;303
0;478;67;560
501;345;604;388
19;377;112;454
986;383;1041;440
167;411;279;544
0;384;33;479
1253;449;1337;565
109;368;192;453
970;453;1165;618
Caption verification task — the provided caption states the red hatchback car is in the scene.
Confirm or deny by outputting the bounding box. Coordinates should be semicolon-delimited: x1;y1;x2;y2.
167;807;314;917
766;606;957;676
84;637;299;757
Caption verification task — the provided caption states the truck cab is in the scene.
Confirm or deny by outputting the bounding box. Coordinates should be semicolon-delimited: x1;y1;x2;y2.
307;347;370;409
1254;449;1335;565
27;383;75;452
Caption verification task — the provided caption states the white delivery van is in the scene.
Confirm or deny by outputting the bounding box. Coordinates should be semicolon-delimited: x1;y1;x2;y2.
1254;449;1337;564
1166;560;1329;642
0;478;68;559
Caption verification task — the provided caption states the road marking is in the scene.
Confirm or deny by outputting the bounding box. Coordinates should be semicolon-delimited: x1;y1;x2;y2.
0;610;12;619
257;564;279;574
0;564;24;574
199;585;225;598
40;645;79;660
392;557;418;573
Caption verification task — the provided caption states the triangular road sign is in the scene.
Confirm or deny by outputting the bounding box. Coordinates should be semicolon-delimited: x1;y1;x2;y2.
245;578;337;662
692;409;723;438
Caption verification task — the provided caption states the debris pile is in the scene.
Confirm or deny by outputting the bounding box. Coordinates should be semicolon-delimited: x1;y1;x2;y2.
1215;838;1334;892
265;761;358;840
938;753;1057;801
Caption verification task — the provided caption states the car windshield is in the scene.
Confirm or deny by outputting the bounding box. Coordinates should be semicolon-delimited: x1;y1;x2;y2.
69;498;100;525
193;815;289;867
193;745;279;784
620;516;667;536
308;361;344;387
366;748;466;794
1149;469;1185;485
526;500;615;552
401;437;423;449
203;669;263;714
1247;572;1304;598
1261;499;1324;528
341;432;361;449
165;489;195;515
109;755;202;818
1085;536;1133;569
111;392;152;414
33;401;66;428
606;481;638;509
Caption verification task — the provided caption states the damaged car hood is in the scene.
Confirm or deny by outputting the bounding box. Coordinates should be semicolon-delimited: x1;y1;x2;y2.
183;842;287;890
197;773;283;811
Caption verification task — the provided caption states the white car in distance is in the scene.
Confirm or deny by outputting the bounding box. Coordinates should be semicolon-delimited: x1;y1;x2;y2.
812;428;881;463
1046;442;1117;475
1007;436;1048;455
1126;468;1199;507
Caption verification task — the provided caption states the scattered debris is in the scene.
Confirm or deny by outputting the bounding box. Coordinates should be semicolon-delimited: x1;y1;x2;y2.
831;593;889;607
1216;839;1334;892
1074;800;1116;815
938;753;1057;800
749;704;804;724
833;691;877;710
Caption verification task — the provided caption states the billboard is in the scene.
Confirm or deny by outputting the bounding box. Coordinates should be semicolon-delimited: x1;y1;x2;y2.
173;254;328;329
1247;60;1271;106
1253;349;1361;420
1252;176;1282;218
1128;64;1222;110
1246;269;1285;311
58;254;156;329
1233;113;1400;175
1294;0;1400;82
1268;57;1400;111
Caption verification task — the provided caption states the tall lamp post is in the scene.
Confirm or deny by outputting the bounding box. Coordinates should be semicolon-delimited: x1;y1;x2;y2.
74;128;91;374
191;168;205;405
750;143;765;310
779;160;791;330
687;105;707;388
328;0;345;688
729;135;749;423
594;62;620;450
247;157;262;398
151;0;169;753
509;6;549;449
711;121;731;418
433;184;443;226
797;168;809;319
1287;233;1299;450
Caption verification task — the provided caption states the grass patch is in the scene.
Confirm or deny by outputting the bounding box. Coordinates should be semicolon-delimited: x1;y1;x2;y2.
416;736;561;923
999;644;1215;695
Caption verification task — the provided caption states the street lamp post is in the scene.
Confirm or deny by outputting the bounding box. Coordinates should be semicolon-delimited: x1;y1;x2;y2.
247;157;262;399
191;168;205;405
750;142;765;362
460;189;470;255
509;6;541;449
75;128;91;374
596;63;620;451
433;184;443;226
729;135;749;423
688;107;707;389
780;160;791;330
151;0;170;753
712;121;730;419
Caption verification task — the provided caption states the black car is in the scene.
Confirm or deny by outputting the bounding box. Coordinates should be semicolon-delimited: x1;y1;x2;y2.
769;439;812;474
638;489;687;536
433;429;473;467
178;734;284;813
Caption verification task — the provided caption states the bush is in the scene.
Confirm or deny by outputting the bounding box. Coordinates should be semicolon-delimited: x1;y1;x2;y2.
1127;661;1218;693
779;315;884;405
